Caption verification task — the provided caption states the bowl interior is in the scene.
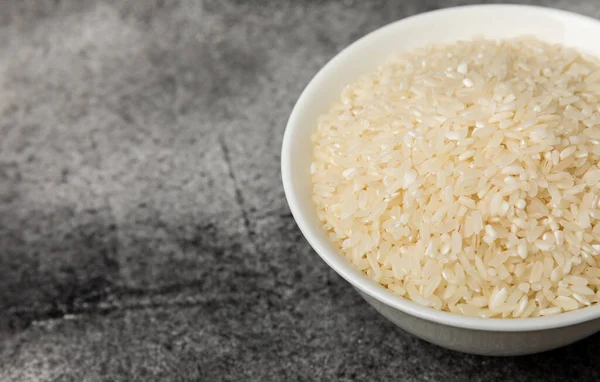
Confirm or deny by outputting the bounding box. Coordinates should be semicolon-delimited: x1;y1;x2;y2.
282;4;600;331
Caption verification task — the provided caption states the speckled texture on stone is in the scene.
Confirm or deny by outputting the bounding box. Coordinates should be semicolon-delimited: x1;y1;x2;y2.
1;0;600;381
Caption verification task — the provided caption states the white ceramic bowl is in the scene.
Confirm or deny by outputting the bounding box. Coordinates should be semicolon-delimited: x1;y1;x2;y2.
281;4;600;356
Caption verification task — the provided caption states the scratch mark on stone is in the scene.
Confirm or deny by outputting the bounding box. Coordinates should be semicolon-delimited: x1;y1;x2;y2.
103;196;121;276
218;134;254;240
217;134;278;282
6;284;283;332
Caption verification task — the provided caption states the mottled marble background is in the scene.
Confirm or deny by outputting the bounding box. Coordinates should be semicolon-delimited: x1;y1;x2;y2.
1;0;600;381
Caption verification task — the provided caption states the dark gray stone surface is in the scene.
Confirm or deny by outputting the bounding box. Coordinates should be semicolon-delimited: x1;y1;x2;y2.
1;0;600;381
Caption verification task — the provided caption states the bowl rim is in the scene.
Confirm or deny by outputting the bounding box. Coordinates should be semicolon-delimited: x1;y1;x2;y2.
281;3;600;332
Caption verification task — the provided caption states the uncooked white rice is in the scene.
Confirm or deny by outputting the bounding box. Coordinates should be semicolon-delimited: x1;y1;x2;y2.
311;37;600;318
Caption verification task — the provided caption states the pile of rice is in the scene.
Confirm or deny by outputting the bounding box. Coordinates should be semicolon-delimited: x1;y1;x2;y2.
311;37;600;318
